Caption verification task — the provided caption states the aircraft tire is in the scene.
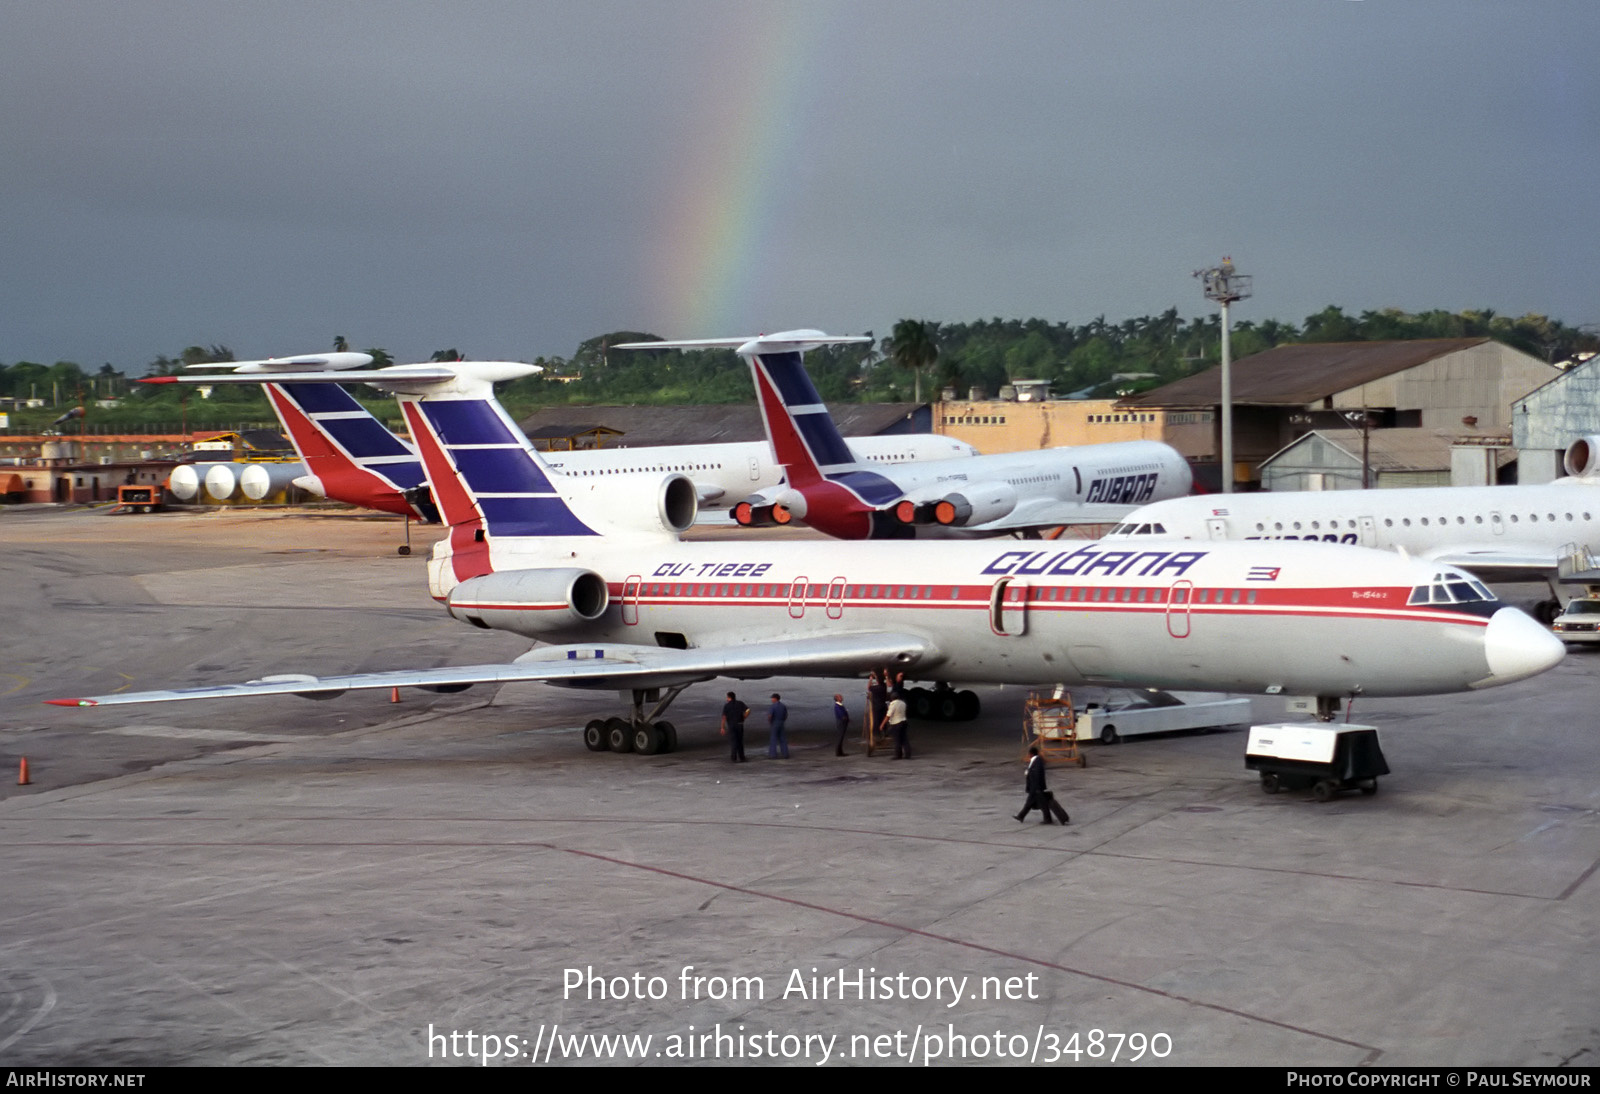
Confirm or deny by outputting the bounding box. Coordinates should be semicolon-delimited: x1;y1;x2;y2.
1536;599;1561;625
631;723;660;755
1100;725;1119;745
909;689;934;719
583;719;608;752
606;717;633;753
656;721;678;753
956;691;980;720
397;544;412;556
937;695;959;721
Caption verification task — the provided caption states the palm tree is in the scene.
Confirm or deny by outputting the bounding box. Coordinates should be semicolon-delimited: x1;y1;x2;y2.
890;319;940;403
332;335;349;352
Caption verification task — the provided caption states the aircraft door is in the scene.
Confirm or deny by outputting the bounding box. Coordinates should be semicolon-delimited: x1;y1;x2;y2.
989;578;1029;637
826;577;846;619
788;577;809;619
622;575;642;625
1490;511;1505;536
1358;515;1376;547
1165;581;1192;638
1206;517;1229;540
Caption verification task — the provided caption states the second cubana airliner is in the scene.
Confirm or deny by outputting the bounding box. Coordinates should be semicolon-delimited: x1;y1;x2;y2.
616;332;1192;539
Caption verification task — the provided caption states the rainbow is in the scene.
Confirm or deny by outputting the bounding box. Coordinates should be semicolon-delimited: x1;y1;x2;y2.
647;5;835;335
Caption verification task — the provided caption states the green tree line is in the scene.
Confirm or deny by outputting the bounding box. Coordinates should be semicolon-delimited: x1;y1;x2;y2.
3;308;1594;433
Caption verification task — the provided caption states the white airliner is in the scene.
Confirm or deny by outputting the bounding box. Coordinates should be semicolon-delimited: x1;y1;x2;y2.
616;334;1192;539
1104;438;1600;620
54;351;1565;751
169;353;973;523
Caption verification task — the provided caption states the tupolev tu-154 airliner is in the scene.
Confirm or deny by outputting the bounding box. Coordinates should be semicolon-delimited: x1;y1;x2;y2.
53;341;1564;753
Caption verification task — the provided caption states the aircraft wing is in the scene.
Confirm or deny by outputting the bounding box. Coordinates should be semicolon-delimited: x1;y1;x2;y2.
969;497;1139;533
47;632;941;708
1420;546;1557;584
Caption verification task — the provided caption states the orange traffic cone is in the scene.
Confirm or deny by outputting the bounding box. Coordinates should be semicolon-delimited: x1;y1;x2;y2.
18;757;30;785
390;687;400;704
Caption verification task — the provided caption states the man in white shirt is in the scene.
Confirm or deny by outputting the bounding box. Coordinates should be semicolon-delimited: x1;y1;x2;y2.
880;693;910;759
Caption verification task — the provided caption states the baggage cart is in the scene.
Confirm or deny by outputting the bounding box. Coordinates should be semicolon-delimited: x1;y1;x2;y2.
1245;723;1389;801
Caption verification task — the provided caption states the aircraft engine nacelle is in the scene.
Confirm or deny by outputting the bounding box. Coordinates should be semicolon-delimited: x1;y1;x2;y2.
583;472;697;534
446;567;610;638
1564;436;1600;478
733;490;781;527
930;481;1018;527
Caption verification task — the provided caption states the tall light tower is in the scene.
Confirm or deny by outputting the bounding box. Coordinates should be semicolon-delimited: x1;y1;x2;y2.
1195;257;1252;493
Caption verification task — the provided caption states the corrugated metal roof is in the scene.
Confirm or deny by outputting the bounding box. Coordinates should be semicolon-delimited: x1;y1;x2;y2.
517;403;925;447
1262;427;1515;473
1119;338;1492;408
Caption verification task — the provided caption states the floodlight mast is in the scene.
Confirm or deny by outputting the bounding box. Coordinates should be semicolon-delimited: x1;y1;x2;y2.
1195;258;1252;493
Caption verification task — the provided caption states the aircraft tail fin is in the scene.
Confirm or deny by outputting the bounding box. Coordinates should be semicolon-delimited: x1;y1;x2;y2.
148;359;606;580
263;382;435;520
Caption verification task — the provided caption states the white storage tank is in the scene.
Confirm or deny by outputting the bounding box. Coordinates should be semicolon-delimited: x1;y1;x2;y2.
203;463;244;501
168;463;229;501
239;462;307;501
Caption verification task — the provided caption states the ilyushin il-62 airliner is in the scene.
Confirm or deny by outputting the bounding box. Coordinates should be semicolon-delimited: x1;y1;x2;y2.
53;355;1564;754
616;333;1192;539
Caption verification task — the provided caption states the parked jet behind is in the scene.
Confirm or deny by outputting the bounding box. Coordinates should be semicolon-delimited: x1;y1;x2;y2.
1104;438;1600;620
617;332;1192;539
192;354;973;523
55;360;1565;751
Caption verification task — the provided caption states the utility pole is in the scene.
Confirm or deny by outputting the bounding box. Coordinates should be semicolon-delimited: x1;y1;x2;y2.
1195;258;1251;493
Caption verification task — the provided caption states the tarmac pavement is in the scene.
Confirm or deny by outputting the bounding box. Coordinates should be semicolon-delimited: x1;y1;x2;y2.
0;506;1595;1066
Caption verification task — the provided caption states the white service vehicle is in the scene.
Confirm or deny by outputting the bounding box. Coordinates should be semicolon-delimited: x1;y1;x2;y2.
1551;596;1600;644
1074;691;1253;744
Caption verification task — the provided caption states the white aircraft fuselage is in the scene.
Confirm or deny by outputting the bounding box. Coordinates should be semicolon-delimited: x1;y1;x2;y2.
1106;480;1600;582
433;501;1560;701
546;432;977;506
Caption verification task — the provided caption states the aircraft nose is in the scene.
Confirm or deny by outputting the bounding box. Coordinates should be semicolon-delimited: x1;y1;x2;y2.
1477;607;1566;687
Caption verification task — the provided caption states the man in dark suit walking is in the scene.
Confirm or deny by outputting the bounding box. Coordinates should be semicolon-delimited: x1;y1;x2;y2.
1016;747;1069;824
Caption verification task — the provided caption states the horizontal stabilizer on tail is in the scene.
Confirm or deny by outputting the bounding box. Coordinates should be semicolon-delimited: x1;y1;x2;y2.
186;352;374;373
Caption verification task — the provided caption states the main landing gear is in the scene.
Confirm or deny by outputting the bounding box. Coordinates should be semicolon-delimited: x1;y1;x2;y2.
907;683;981;722
582;684;689;756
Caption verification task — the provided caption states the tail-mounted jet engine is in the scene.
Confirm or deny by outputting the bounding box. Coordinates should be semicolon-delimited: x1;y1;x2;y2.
893;482;1018;527
568;472;698;534
446;568;610;638
1563;436;1600;478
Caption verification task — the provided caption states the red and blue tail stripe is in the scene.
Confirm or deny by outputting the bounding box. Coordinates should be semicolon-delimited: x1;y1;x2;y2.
407;398;598;540
749;351;902;506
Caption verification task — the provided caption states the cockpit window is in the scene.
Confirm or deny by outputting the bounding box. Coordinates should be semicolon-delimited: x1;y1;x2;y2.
1407;571;1497;607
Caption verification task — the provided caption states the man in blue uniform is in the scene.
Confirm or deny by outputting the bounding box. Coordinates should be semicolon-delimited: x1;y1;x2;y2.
832;694;850;756
767;693;789;759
